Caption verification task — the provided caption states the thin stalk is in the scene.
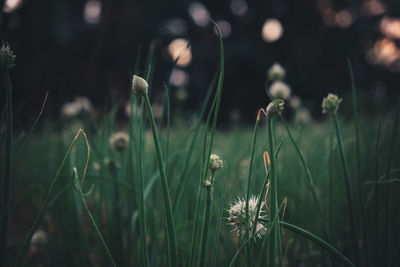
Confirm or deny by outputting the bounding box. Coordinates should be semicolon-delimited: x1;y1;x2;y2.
333;114;359;266
244;117;261;267
260;219;356;267
281;117;330;240
348;59;368;266
198;175;214;267
1;69;12;267
172;69;218;213
188;126;211;267
267;117;282;267
11;91;48;166
73;168;117;267
110;163;123;266
15;129;88;267
375;121;381;266
137;99;150;267
211;173;227;267
143;93;178;266
383;103;399;267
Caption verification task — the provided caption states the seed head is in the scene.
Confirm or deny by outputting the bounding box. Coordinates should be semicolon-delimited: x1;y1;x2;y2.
227;196;267;239
132;74;148;95
269;81;291;100
109;132;129;152
209;154;224;172
322;93;342;114
267;63;286;81
266;99;284;119
0;42;16;70
61;97;93;118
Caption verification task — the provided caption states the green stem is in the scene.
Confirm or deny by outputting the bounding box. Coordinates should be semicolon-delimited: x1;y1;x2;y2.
383;104;399;267
267;117;282;267
260;219;356;267
15;130;86;267
73;169;117;267
281;117;330;240
245;117;260;267
198;179;213;267
1;69;12;267
137;100;150;267
333;113;359;266
143;93;178;267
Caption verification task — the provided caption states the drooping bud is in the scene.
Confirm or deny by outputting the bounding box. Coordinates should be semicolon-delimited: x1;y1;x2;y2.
0;42;16;70
266;99;284;119
132;74;148;95
322;93;342;114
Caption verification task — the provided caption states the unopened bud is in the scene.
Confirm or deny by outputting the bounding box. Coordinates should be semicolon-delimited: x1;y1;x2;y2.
132;74;148;95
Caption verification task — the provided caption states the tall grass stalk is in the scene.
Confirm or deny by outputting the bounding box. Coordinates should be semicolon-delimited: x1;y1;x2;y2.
0;68;12;267
198;175;214;267
333;114;359;266
172;69;218;213
383;103;399;267
375;120;382;266
267;117;282;267
189;21;224;267
137;98;150;267
281;117;330;240
244;114;261;266
73;168;117;267
348;59;369;266
211;173;227;267
143;92;178;266
15;129;90;267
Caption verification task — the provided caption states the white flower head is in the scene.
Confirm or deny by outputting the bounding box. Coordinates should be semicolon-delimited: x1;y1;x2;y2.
209;154;224;172
289;95;302;109
61;97;93;118
109;132;129;152
228;196;267;239
132;74;148;95
267;62;286;81
295;107;312;124
322;93;342;114
269;81;291;100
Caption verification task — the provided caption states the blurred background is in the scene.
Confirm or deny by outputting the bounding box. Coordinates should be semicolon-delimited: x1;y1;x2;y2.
1;0;400;125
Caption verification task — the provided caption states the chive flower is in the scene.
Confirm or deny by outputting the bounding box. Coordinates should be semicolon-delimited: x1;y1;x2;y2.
228;196;267;239
322;93;342;114
132;74;149;95
267;62;286;81
269;81;291;100
109;132;129;152
266;99;285;119
209;154;224;173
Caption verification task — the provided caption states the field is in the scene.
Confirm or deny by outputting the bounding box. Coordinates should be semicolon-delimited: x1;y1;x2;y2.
1;33;400;267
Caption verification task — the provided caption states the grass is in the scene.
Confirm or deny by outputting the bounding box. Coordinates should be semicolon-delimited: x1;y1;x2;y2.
1;28;400;267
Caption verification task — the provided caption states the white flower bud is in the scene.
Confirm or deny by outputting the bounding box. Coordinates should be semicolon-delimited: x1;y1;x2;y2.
322;93;342;114
132;74;148;95
267;63;286;80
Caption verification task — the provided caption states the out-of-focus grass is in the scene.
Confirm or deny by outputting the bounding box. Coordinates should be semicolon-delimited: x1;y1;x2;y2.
2;110;399;266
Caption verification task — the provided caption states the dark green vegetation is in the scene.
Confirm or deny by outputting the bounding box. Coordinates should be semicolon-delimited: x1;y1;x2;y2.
1;32;400;267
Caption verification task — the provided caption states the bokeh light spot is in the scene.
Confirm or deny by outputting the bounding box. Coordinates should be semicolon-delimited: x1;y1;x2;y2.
84;0;102;24
3;0;22;13
188;2;210;27
214;20;232;38
261;19;283;42
168;38;192;67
